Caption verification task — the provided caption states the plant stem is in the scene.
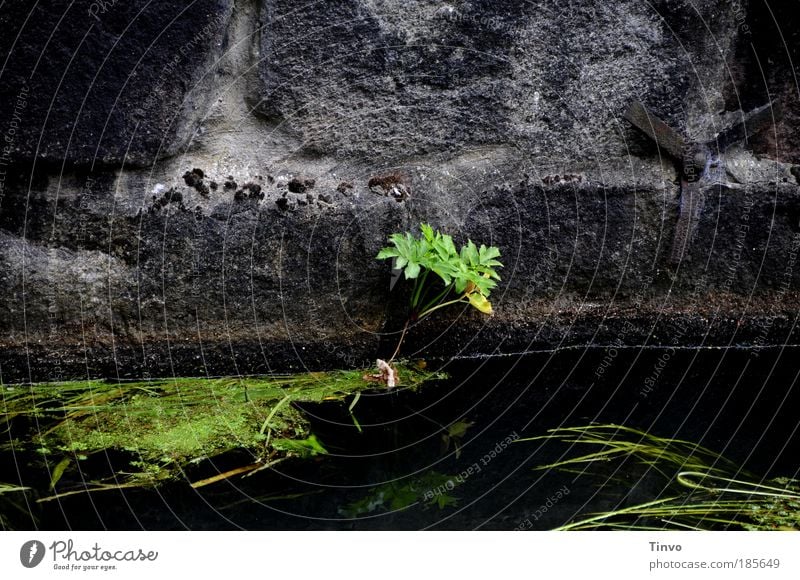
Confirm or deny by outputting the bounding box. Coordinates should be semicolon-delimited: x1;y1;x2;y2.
390;283;456;362
411;270;429;309
388;318;411;363
418;285;454;316
415;279;435;311
418;297;469;320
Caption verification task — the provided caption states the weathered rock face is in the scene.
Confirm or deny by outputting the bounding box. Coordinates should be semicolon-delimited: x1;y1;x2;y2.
0;0;231;167
0;0;798;382
256;0;734;162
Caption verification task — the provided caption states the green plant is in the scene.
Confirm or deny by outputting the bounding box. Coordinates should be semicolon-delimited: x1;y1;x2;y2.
377;224;503;359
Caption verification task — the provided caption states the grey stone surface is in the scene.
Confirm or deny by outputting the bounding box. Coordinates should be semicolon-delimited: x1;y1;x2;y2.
0;0;232;167
0;0;798;382
255;0;736;163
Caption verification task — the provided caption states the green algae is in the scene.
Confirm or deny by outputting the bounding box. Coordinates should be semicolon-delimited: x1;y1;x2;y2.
1;365;444;494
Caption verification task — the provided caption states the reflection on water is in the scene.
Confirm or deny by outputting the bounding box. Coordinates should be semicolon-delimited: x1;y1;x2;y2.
12;347;800;530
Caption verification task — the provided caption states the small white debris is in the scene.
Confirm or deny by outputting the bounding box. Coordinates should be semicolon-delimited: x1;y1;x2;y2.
376;359;398;388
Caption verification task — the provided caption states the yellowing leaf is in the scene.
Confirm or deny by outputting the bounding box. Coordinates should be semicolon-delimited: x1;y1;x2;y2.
467;292;493;314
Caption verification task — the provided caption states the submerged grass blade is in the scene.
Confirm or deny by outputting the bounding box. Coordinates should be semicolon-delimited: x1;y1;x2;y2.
531;424;800;531
189;463;263;489
0;483;30;494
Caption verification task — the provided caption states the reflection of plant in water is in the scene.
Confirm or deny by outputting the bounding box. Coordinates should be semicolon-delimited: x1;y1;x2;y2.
340;471;460;517
377;224;503;361
441;419;474;459
524;424;800;531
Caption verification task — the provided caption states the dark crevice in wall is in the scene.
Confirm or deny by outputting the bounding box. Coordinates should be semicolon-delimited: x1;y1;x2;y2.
727;0;800;162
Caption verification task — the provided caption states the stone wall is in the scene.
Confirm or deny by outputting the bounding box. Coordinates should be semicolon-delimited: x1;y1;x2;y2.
1;0;798;381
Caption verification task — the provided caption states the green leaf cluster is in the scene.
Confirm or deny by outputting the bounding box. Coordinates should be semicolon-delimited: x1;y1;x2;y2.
376;224;503;318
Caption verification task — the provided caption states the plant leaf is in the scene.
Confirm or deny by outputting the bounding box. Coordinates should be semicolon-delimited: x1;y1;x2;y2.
467;292;493;314
376;248;398;260
377;224;503;319
49;457;72;490
405;262;421;279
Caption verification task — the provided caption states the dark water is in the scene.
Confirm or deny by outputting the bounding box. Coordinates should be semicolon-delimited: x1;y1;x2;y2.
12;347;800;530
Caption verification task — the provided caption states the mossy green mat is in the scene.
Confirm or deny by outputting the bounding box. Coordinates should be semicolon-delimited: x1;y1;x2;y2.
1;364;443;497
